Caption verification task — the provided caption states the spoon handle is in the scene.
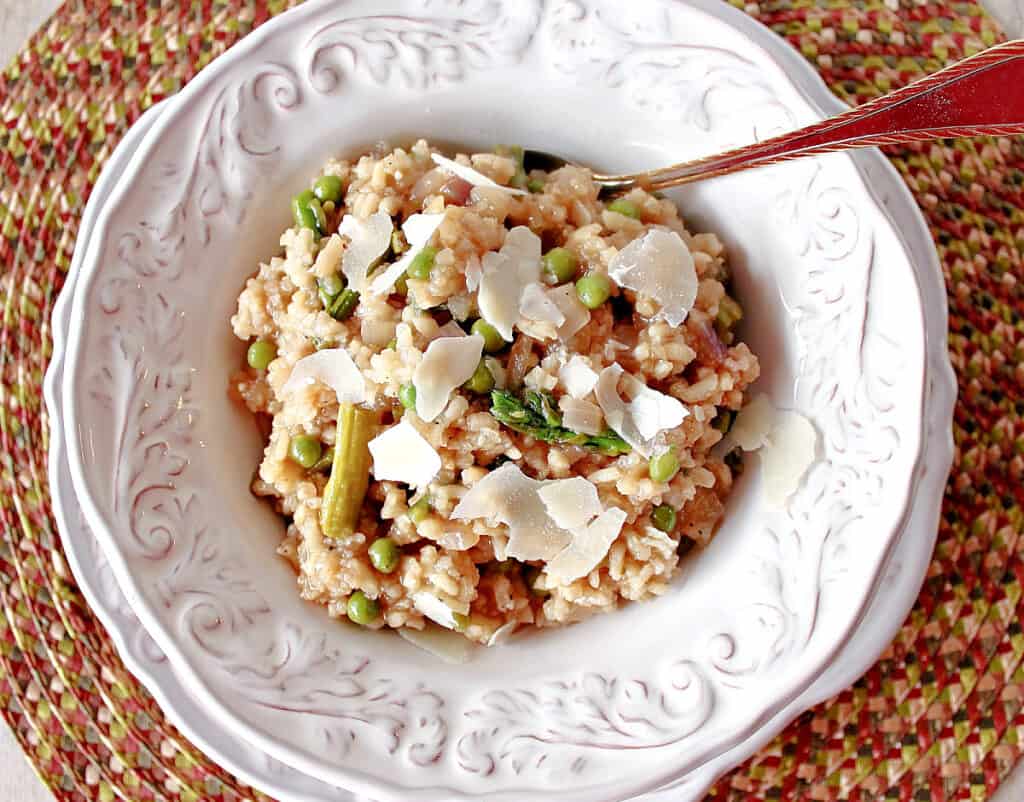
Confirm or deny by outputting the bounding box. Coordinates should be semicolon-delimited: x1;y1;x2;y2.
598;39;1024;191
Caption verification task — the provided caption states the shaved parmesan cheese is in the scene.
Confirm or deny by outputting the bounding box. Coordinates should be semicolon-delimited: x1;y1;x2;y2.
729;393;776;451
451;463;571;561
559;355;599;398
538;478;602;530
413;335;484;421
398;625;476;664
520;283;566;325
368;420;441;489
594;365;688;457
369;212;446;295
282;348;367;404
431;153;527;195
545;508;627;584
547;284;591;341
464;254;482;291
609;229;697;326
486;621;519;647
478;227;543;340
559;396;604;436
413;592;465;629
338;211;393;292
760;411;817;507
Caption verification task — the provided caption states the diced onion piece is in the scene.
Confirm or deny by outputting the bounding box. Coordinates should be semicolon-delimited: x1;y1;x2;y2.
281;348;367;404
520;283;566;325
545;508;627;584
413;335;485;421
399;625;476;664
451;463;571;561
478;227;543;340
760;411;817;507
547;284;591;341
486;621;519;647
559;355;599;398
485;356;508;389
413;592;466;629
537;477;602;531
608;229;697;326
368;420;441;489
338;211;393;292
594;364;688;457
431;153;527;195
369;212;447;296
729;393;776;451
559;396;604;436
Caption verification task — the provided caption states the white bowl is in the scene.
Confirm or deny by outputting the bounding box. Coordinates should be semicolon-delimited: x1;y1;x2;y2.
57;1;955;800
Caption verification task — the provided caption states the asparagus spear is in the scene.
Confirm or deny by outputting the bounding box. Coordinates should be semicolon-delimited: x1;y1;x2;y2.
489;390;630;455
320;403;377;539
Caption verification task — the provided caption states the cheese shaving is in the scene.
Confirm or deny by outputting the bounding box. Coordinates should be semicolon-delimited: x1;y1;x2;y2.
559;355;599;398
451;463;572;562
413;592;466;629
337;211;393;292
594;364;688;457
486;621;519;647
368;212;446;296
559;396;604;436
537;478;602;530
545;508;628;584
760;411;817;507
368;420;441;489
413;335;484;421
431;153;528;195
547;283;591;341
520;283;566;325
478;226;543;340
729;393;776;451
608;229;698;326
281;348;367;404
398;625;476;664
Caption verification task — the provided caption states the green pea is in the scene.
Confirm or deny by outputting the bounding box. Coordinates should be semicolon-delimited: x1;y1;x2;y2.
292;189;326;234
289;434;323;469
463;361;495;394
313;175;344;204
527;177;545;193
452;612;470;632
246;340;276;371
312;446;335;472
408;496;431;523
368;537;400;574
651;504;677;532
329;288;360;321
575;273;612;309
648;448;680;483
471;319;506;353
346;591;380;626
607;198;640;219
542;247;578;284
407;246;437;280
398;383;417;410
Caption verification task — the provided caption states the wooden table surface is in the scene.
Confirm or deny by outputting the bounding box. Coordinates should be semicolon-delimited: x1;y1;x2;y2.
0;1;1022;801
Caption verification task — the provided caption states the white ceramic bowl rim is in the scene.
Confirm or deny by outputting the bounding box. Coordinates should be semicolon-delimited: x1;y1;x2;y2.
57;1;952;800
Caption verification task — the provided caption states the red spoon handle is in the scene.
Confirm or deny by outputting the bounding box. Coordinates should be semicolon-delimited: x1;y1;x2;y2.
604;39;1024;190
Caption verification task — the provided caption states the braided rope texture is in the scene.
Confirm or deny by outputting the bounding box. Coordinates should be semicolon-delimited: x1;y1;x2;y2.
0;1;1019;800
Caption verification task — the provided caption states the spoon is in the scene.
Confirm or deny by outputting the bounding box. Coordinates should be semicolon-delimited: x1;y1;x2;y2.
524;39;1024;194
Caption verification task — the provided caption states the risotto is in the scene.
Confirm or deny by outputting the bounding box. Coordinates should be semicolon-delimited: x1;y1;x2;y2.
230;141;760;647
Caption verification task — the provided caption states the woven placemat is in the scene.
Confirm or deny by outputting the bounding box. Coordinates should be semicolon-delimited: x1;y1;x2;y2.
0;1;1020;800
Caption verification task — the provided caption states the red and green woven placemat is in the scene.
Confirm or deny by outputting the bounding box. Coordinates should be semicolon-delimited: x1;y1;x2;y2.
1;1;1021;800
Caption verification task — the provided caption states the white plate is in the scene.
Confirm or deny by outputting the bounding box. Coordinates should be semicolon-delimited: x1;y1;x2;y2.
55;1;955;800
